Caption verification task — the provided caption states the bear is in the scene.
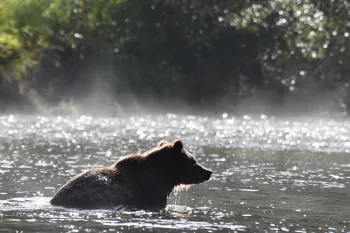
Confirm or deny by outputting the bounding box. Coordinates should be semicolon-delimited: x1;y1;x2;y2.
50;139;212;210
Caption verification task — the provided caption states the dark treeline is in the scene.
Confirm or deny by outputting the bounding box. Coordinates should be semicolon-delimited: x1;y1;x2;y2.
1;0;350;115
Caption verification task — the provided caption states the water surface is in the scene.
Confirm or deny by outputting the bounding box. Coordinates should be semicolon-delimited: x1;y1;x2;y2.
0;114;349;232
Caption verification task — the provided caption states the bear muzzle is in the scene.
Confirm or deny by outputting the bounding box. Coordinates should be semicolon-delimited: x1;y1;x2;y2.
202;167;212;181
194;164;212;183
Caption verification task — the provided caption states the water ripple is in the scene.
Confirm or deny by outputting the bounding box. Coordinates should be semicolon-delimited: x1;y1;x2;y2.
1;114;350;153
0;114;349;232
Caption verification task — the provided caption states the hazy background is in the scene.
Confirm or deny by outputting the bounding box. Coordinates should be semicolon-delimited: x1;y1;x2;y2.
1;0;350;116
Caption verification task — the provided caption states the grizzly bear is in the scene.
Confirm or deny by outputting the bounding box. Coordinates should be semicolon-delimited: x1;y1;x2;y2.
50;140;212;210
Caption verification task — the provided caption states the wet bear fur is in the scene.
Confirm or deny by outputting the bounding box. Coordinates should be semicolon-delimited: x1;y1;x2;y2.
50;140;212;210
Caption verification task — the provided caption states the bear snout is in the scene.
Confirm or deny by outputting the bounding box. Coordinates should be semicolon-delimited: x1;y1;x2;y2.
196;164;212;181
203;167;212;181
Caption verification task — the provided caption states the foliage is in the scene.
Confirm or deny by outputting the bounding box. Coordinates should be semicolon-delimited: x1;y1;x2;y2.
1;0;350;114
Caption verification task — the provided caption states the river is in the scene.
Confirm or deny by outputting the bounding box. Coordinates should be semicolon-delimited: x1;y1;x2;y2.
0;114;349;232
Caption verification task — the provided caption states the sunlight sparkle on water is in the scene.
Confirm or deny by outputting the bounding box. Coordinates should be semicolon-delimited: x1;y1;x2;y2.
0;114;349;232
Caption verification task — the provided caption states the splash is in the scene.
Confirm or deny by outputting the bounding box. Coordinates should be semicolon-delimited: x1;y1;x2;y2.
0;197;51;211
173;184;192;206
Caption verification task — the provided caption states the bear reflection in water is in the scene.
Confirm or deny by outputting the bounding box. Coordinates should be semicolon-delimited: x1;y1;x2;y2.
50;140;212;210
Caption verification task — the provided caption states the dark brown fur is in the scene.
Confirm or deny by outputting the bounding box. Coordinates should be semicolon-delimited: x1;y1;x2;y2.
50;140;212;210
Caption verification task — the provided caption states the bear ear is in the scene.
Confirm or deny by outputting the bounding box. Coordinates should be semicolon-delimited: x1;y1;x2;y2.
173;139;184;151
157;141;167;147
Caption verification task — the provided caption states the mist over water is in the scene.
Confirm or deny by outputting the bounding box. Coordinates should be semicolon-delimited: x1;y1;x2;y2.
0;114;349;232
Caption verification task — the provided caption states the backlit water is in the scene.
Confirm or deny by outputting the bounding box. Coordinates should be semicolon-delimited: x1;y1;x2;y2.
0;114;349;232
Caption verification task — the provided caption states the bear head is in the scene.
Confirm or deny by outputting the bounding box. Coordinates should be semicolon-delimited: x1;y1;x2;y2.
145;139;212;188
